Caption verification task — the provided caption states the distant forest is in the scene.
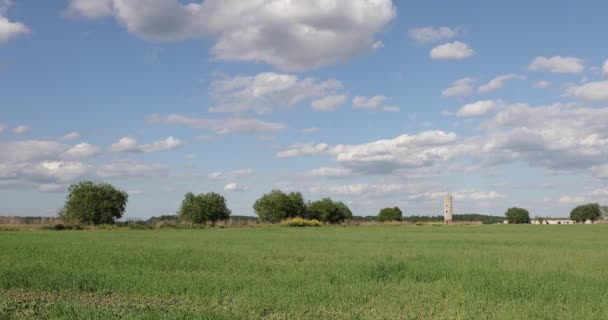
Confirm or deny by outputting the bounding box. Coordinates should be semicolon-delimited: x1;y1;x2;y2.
352;214;504;225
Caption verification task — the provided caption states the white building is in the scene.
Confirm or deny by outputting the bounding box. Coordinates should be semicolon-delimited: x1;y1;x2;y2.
444;194;453;224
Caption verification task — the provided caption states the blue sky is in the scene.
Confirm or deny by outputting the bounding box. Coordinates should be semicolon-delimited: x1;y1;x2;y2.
1;0;608;219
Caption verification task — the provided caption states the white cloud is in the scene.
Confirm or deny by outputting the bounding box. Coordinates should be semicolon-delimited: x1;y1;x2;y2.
150;114;285;135
383;106;400;112
310;183;410;197
0;123;6;134
330;130;459;174
410;190;504;201
311;95;347;112
352;95;388;109
603;59;608;78
558;195;585;204
306;167;352;178
0;140;64;162
64;143;101;159
299;127;320;134
66;0;396;71
97;159;168;178
110;136;183;153
478;74;524;93
442;78;475;97
408;26;458;44
0;1;30;45
566;81;608;102
457;100;503;117
528;56;584;73
224;182;248;192
533;81;551;89
430;41;474;60
209;72;342;114
12;125;29;135
62;132;81;140
277;143;329;158
208;168;254;180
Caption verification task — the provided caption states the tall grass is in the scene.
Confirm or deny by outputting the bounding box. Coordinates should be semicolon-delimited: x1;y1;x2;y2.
1;225;607;319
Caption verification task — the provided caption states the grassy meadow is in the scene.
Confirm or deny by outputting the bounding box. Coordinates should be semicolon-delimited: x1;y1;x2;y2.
1;225;608;319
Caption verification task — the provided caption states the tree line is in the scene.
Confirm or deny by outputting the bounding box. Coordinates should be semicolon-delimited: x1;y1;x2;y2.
57;181;608;226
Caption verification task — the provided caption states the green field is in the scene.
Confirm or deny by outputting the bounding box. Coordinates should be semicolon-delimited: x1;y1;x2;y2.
1;225;607;319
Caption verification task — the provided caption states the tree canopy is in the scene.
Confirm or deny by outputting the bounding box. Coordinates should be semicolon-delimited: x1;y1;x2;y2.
59;181;128;225
377;207;403;222
570;203;601;223
179;192;231;224
306;198;352;223
505;207;530;224
253;190;306;223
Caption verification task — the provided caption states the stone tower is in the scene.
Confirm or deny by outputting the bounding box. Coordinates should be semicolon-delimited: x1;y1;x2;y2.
444;194;453;224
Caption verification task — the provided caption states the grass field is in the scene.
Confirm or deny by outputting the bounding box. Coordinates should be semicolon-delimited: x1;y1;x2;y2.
1;225;608;319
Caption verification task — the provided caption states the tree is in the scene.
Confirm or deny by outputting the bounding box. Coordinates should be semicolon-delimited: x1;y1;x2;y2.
378;207;403;222
60;181;128;225
505;207;530;224
601;206;608;219
570;203;601;223
535;216;545;225
253;190;306;223
179;192;231;224
306;198;352;223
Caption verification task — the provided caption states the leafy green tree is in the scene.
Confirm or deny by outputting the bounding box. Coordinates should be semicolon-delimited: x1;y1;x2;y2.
306;198;352;223
253;190;306;223
60;181;128;225
601;206;608;219
570;203;601;223
179;192;231;224
505;207;530;224
378;207;403;222
535;216;545;225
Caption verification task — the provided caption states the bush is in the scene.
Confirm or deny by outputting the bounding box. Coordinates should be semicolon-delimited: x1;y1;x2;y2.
305;198;352;224
59;181;128;225
281;218;322;227
415;222;424;226
253;190;306;223
505;207;530;224
179;192;231;224
378;207;403;222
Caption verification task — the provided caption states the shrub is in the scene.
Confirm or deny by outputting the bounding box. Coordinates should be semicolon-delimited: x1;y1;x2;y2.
253;190;306;223
378;207;403;222
415;222;424;226
59;181;128;225
305;198;352;224
281;218;322;227
505;207;530;224
179;192;231;225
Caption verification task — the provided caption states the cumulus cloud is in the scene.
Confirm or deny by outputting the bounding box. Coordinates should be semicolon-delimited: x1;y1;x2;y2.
410;190;504;201
310;183;411;197
533;81;551;89
66;0;396;71
311;95;347;112
479;103;608;172
208;168;254;180
110;136;183;153
276;143;329;158
558;195;585;204
224;182;248;192
603;59;608;78
442;78;475;97
209;72;342;114
528;56;584;73
457;100;503;117
352;95;388;109
329;131;459;174
478;74;525;93
430;41;474;60
62;132;81;140
149;114;285;135
566;81;608;102
12;125;29;135
97;159;168;178
306;167;352;178
0;1;30;45
64;143;101;159
408;26;458;44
